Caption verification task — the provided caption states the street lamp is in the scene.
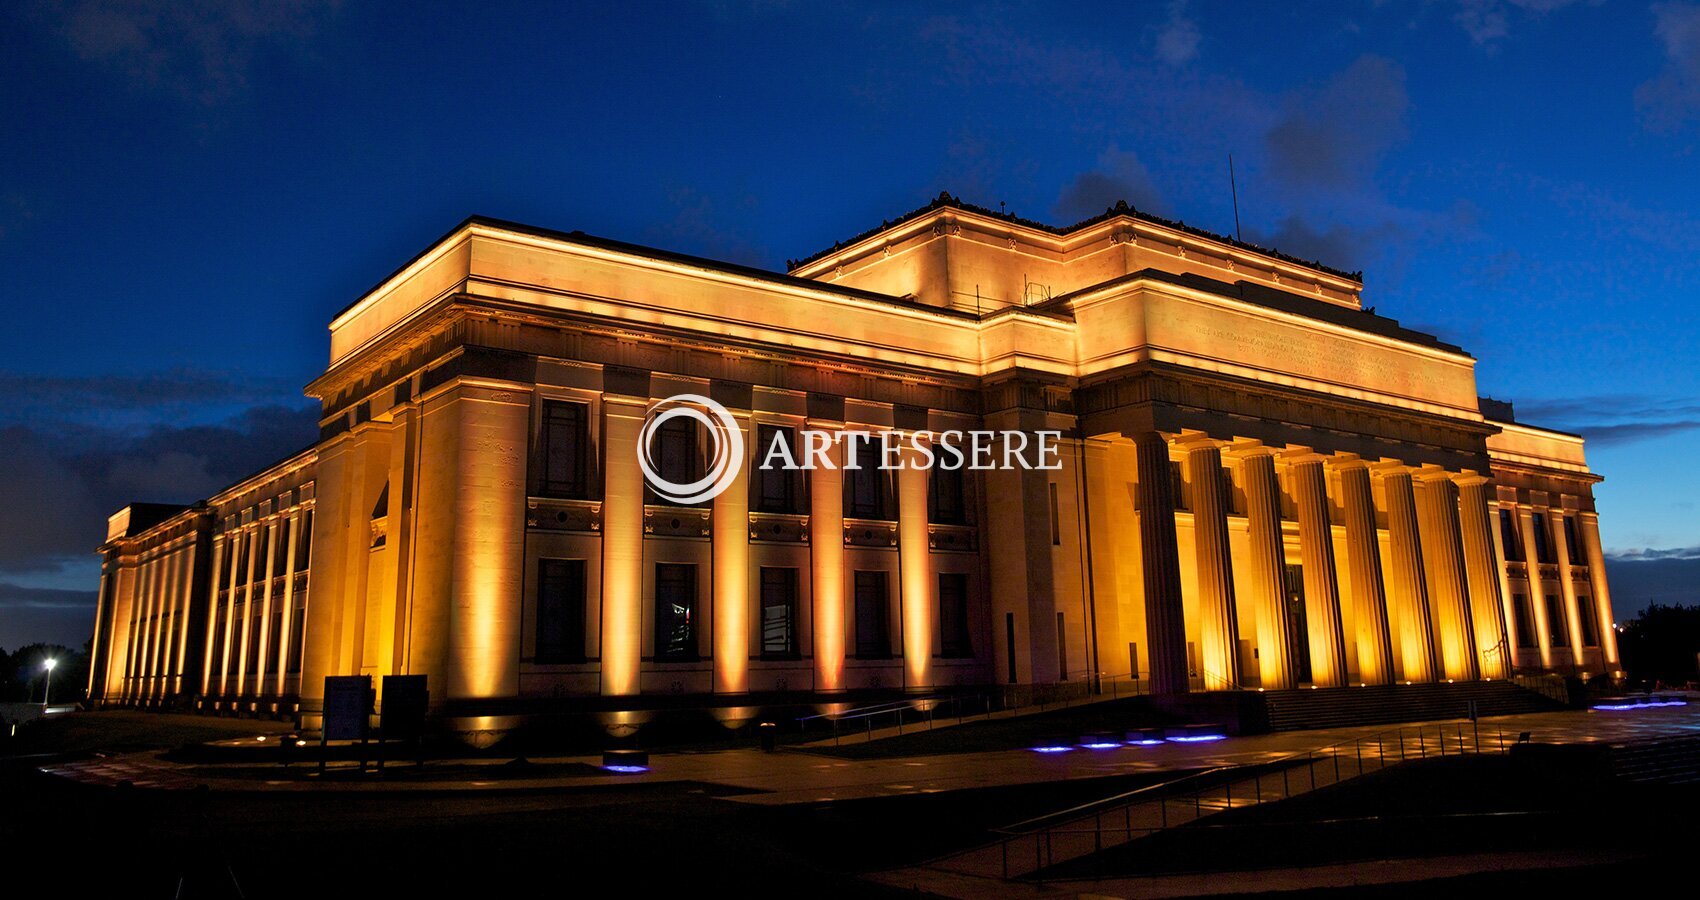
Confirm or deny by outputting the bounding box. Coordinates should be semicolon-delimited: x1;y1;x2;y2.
41;658;56;707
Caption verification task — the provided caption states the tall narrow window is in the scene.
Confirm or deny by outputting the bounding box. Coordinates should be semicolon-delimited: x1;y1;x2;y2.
294;510;313;570
929;463;967;524
1049;482;1061;545
1005;613;1018;684
1531;513;1554;563
755;425;804;513
844;435;889;519
654;417;703;506
760;567;798;658
854;570;890;658
1170;461;1188;511
1056;612;1068;680
1221;466;1239;514
1545;594;1569;646
1562;516;1583;563
1499;509;1524;562
536;559;587;663
1512;594;1538;649
654;564;698;659
287;603;305;673
938;573;971;657
268;599;284;674
540;400;590;498
1577;594;1600;647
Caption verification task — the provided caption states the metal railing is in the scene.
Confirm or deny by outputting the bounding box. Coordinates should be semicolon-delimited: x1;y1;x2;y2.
981;720;1513;882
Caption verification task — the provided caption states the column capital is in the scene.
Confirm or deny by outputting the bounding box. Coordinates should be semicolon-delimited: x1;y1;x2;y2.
1279;446;1329;467
1172;430;1228;453
1410;464;1455;484
1325;452;1371;472
1370;460;1416;478
1454;471;1493;488
1222;439;1276;460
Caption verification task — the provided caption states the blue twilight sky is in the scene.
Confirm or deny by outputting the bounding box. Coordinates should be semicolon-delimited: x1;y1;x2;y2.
3;0;1700;650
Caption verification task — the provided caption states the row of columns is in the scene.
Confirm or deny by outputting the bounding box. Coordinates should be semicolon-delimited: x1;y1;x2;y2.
1139;433;1513;693
200;507;308;701
116;538;198;703
1508;503;1622;671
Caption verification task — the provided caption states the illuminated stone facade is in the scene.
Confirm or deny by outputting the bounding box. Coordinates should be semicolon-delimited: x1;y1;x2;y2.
87;195;1620;724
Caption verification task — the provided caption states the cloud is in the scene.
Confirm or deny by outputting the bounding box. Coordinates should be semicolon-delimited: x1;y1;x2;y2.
1153;1;1201;67
1053;146;1169;222
1452;0;1593;48
1507;394;1700;446
1608;545;1700;561
1637;2;1700;133
1265;55;1408;190
31;0;341;105
1245;215;1402;272
0;583;99;652
0;370;318;579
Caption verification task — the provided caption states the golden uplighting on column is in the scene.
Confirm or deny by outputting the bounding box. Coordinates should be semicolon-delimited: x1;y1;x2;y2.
601;397;647;697
897;439;934;692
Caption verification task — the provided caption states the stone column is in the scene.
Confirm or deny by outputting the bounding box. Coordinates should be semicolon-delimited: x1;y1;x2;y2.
601;394;648;697
1415;472;1478;681
983;403;1062;685
1577;513;1620;669
1487;494;1522;670
1181;439;1239;690
1288;453;1348;687
1516;507;1555;668
1458;477;1512;679
274;512;302;698
1234;445;1295;690
1134;432;1188;694
1334;459;1394;685
1378;466;1437;682
1549;509;1587;667
804;420;846;692
712;409;752;694
254;519;281;692
897;439;934;691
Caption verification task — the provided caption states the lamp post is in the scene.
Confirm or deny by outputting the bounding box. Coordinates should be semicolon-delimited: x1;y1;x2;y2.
41;657;56;707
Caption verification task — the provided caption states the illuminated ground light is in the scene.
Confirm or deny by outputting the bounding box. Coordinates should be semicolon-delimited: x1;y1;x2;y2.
602;749;650;772
602;764;651;774
1080;741;1123;750
1127;738;1166;746
1167;734;1228;743
1593;699;1690;711
1029;745;1074;754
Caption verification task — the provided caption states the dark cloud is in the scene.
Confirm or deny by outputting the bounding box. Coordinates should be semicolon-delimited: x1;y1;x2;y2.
0;371;317;579
1506;395;1700;446
1637;2;1700;133
0;588;98;653
1604;554;1700;618
1245;215;1401;273
29;0;341;105
1452;0;1593;48
1052;147;1169;223
1265;55;1407;190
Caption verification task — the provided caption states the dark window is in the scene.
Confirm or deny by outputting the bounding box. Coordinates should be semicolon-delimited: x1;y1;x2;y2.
1170;461;1188;511
1577;594;1600;647
929;463;967;524
210;600;228;682
295;511;313;570
854;571;890;658
247;608;264;674
234;539;250;583
1545;594;1569;647
1531;513;1555;563
1499;509;1524;562
1562;517;1583;563
536;559;587;663
1057;612;1068;680
939;573;971;658
654;416;704;506
273;526;289;576
1222;466;1239;515
654;564;698;660
755;425;805;514
1512;594;1538;649
844;435;890;519
1005;613;1018;684
760;567;799;659
287;603;304;673
540;400;591;498
1049;482;1062;545
268;599;284;674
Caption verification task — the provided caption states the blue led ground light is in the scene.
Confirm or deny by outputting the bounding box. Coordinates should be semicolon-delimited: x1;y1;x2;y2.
602;764;651;773
1592;699;1689;711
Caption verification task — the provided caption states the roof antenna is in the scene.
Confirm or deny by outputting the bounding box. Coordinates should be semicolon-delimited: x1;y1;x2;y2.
1228;154;1244;243
999;200;1006;216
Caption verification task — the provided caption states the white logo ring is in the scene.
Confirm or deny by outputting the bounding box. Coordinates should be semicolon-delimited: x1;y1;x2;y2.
636;393;744;504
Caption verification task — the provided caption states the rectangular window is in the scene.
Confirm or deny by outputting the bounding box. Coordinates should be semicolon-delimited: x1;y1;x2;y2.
1499;509;1524;562
210;600;228;681
540;400;591;498
536;559;587;663
295;510;313;570
929;463;967;525
287;603;305;673
1513;594;1538;649
1048;482;1061;545
268;600;284;674
1006;613;1018;684
854;570;890;658
654;564;698;660
1170;461;1188;511
755;425;805;514
1221;466;1239;515
938;573;971;658
760;567;799;658
844;435;889;519
1531;513;1555;563
1577;594;1600;647
1057;612;1068;680
248;608;264;674
1545;594;1569;647
652;417;704;506
1563;517;1583;563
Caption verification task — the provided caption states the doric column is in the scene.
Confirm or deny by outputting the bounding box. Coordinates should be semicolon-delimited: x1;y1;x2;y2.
1549;509;1587;667
983;402;1061;684
807;420;846;692
1458;476;1512;678
1516;507;1554;668
1487;492;1522;669
254;519;281;693
1233;444;1295;690
1288;452;1348;687
601;394;647;697
1181;438;1239;690
897;438;934;691
1334;458;1394;685
712;408;752;694
171;545;196;696
275;512;303;698
1377;466;1437;682
217;530;243;697
1414;471;1478;681
1577;513;1621;669
1134;432;1188;694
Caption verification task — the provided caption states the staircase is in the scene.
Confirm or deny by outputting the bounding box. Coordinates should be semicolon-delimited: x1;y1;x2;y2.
1261;680;1564;731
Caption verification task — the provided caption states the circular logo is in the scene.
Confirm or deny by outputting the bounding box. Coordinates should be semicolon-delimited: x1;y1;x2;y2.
636;394;745;504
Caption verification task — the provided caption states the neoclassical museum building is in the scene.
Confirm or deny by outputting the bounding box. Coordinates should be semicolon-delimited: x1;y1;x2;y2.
86;194;1621;729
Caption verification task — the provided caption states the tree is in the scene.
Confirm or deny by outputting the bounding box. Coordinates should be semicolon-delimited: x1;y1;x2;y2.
5;643;86;704
1617;604;1700;688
